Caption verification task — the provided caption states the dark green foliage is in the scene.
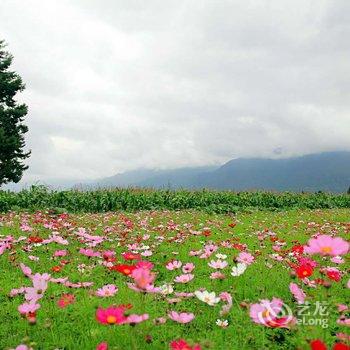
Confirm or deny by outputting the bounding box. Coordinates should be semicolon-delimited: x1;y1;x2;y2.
0;40;30;186
0;185;349;213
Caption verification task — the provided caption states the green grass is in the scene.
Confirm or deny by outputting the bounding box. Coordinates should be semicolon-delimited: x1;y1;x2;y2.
0;209;349;350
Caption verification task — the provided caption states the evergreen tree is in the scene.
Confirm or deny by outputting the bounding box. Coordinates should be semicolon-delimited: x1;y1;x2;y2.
0;40;30;186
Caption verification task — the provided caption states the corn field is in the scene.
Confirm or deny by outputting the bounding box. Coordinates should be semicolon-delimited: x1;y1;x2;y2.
0;185;349;213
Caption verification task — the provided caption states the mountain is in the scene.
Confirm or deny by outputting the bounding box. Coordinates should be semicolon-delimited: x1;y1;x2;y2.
94;151;350;192
93;166;218;189
196;151;350;192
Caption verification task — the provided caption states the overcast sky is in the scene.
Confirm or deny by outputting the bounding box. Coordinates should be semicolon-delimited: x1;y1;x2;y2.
1;0;350;183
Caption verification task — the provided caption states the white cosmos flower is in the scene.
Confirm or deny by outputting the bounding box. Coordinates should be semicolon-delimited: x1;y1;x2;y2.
159;283;174;295
194;290;220;306
231;263;247;277
215;253;227;260
216;319;229;328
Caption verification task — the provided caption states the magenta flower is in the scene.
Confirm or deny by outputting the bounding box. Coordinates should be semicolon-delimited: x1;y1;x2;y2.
304;235;349;256
96;342;108;350
96;306;128;325
168;311;195;324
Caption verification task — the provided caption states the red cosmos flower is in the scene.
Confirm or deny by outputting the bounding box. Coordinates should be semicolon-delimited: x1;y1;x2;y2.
291;245;304;255
333;343;350;350
57;294;75;308
28;236;43;244
51;265;62;273
122;252;141;261
103;253;116;263
232;243;245;251
110;264;136;276
295;265;314;279
314;278;326;285
202;230;211;237
326;269;342;282
310;340;350;350
310;340;327;350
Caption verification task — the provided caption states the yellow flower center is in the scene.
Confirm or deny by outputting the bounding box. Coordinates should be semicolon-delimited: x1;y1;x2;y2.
262;309;270;318
107;315;117;324
321;246;332;254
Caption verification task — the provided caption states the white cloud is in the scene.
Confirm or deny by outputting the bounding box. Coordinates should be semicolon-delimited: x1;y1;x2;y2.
1;0;349;183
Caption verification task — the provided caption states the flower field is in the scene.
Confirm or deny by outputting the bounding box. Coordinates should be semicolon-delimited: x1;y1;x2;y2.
0;209;349;350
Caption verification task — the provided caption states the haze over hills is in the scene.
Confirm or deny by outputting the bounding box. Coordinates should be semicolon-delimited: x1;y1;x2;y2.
3;151;350;193
93;151;350;193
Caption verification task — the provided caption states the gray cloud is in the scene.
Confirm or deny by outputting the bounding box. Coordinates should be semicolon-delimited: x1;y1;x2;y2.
1;0;349;183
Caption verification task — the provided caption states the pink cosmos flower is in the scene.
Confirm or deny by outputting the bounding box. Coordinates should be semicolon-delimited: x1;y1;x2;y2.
331;256;344;264
135;261;154;270
249;297;296;328
337;304;348;312
15;345;33;350
237;252;255;265
20;263;32;278
297;256;318;268
53;250;67;257
18;302;40;315
208;260;228;269
9;287;26;297
189;250;202;256
96;342;108;350
154;317;167;324
31;273;50;290
174;274;194;283
168;311;195;324
20;223;33;232
131;267;156;289
182;263;195;273
79;248;101;257
210;271;226;280
219;292;233;316
96;306;128;325
126;313;149;324
304;235;349;256
96;284;118;297
289;283;306;304
170;339;202;350
166;260;182;270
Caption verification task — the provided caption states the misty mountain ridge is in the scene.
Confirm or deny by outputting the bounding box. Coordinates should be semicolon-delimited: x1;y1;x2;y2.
93;151;350;193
